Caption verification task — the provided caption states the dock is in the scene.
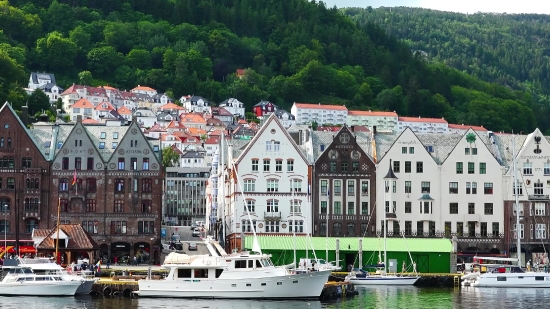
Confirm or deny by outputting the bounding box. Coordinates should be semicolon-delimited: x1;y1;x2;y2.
331;272;462;287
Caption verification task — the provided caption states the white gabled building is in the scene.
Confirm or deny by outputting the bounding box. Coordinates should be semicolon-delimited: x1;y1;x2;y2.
398;116;449;134
219;98;245;118
225;113;310;252
291;102;348;126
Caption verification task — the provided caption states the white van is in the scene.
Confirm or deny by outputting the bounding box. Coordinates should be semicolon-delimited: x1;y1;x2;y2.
196;221;204;227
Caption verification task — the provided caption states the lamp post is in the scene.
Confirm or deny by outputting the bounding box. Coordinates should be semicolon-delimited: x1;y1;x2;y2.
2;203;8;258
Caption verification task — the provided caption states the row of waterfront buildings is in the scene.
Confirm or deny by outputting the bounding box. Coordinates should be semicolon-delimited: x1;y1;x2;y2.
206;113;549;265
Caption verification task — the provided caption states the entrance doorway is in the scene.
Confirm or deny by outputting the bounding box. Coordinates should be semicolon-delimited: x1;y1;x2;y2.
345;253;356;269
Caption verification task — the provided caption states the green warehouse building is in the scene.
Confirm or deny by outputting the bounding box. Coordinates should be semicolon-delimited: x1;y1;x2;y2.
245;236;454;273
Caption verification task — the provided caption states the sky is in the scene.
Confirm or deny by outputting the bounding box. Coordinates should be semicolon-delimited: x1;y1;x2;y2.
322;0;550;14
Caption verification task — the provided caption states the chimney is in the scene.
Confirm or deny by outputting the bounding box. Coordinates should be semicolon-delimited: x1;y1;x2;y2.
77;115;82;123
132;115;137;122
373;126;377;134
351;125;355;132
21;106;28;126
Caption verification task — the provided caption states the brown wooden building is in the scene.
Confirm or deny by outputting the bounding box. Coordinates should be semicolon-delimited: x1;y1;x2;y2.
312;125;377;237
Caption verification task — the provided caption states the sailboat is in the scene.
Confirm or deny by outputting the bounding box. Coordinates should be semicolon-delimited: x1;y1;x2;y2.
345;160;419;285
463;135;550;287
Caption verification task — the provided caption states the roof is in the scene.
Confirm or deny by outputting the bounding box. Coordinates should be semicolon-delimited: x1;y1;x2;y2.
236;69;245;76
101;85;118;91
159;102;184;110
131;85;156;92
348;110;398;117
206;118;225;127
31;72;56;85
170;144;184;155
180;113;206;123
70;98;94;109
398;116;448;124
32;229;50;238
204;137;220;144
210;107;233;116
294;102;348;111
244;236;452;253
448;123;488;131
82;118;100;124
94;101;115;111
37;224;99;250
164;120;186;130
117;106;132;114
253;100;277;108
0;103;46;161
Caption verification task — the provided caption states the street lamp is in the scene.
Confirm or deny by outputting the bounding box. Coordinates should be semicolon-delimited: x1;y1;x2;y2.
2;203;8;258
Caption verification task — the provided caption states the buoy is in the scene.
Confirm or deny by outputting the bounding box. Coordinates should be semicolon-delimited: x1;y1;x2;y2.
103;286;113;297
122;288;132;298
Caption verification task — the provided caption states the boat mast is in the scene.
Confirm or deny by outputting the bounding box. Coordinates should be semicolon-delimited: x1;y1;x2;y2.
512;135;522;267
55;197;61;264
292;179;296;267
383;159;398;274
220;134;225;249
326;188;329;262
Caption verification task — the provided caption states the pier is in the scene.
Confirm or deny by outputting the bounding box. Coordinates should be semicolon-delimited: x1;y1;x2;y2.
331;272;462;287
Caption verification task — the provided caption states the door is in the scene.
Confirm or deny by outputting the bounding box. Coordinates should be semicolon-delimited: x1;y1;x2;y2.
412;254;429;273
345;253;356;269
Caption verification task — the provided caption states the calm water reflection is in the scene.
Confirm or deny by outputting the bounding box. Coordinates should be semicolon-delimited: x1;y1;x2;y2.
2;287;550;309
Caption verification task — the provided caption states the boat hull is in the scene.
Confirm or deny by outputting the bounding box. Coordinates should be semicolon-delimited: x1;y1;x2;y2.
137;269;331;299
0;280;81;296
469;273;550;287
349;276;419;285
75;279;96;295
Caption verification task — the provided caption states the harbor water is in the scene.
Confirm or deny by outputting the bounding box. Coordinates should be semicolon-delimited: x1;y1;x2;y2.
2;286;550;308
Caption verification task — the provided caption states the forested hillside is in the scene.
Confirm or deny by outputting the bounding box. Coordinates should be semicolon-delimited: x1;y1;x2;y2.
0;0;542;132
343;6;550;132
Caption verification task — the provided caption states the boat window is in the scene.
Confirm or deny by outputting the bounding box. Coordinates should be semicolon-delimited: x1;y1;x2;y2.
535;276;545;281
194;269;208;278
177;269;192;278
277;282;282;285
23;268;33;274
231;284;237;287
293;280;298;283
261;283;266;286
261;259;269;267
246;283;251;286
248;260;254;268
235;260;247;269
215;269;224;278
496;277;507;281
256;260;263;268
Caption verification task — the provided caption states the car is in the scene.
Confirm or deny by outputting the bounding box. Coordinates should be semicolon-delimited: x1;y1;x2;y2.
192;229;200;237
188;243;198;251
190;223;198;230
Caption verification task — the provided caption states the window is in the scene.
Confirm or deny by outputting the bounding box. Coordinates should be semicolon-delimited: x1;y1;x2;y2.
130;140;138;147
275;160;282;172
62;157;69;170
59;199;68;212
492;223;499;237
334;180;341;195
449;182;458;194
86;178;96;192
100;132;106;139
352;162;359;172
267;199;279;212
242;219;257;232
513;223;524;239
59;179;68;191
112;142;118;149
320;180;327;194
535;202;545;216
244;179;255;192
141;200;152;213
417;221;424;236
0;138;3;147
405;221;412;236
131;158;137;170
347;202;354;215
287;160;294;172
142;179;152;192
421;201;431;214
545;163;550;175
457;222;463;236
402;147;407;154
405;202;411;213
265;141;272;151
484;203;493;215
26;220;38;233
86;199;96;212
409;147;414;154
347;180;354;194
113;132;119;139
289;220;304;233
267;179;279;192
251;160;258;172
450;203;458;214
405;181;411;193
468;203;475;214
334;201;341;215
468;222;476;237
465;148;470;155
484;183;493;194
143;158;149;170
405;161;411;173
110;221;127;234
466;182;471;194
468;162;474;174
361;181;369;195
99;142;105;149
114;178;124;192
114;200;124;213
138;221;155;234
536;224;547;239
320;201;327;214
421;181;430;193
523;162;532;175
330;162;336;172
118;158;125;170
265;221;279;233
341;162;347;172
21;157;32;168
362;202;369;215
82;221;98;234
480;222;488;237
263;159;270;172
24;198;39;212
472;182;477;194
456;162;463;174
333;222;342;236
347;222;356;236
513;182;523;195
245;200;256;213
133;179;138;192
87;157;94;170
535;182;544;195
416;162;423;173
479;163;486;174
393;161;400;173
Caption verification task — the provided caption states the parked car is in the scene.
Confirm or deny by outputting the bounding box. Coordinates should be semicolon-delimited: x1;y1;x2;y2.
190;223;198;230
188;243;198;251
192;229;200;237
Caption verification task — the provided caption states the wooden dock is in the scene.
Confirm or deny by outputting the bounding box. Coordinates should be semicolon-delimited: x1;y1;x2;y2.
331;272;462;287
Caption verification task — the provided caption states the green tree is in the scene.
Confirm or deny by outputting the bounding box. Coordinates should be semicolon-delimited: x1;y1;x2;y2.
27;89;50;115
126;49;152;69
78;71;93;85
162;146;180;167
35;31;77;70
87;46;125;76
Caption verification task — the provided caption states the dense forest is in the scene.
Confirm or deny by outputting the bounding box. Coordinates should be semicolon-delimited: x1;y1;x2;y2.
0;0;543;132
343;6;550;133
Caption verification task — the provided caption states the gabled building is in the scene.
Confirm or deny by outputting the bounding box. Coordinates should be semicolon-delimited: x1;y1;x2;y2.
68;98;94;122
180;95;210;114
180;113;207;129
252;101;277;119
312;125;377;238
224;113;311;252
208;107;233;126
131;85;157;97
218;98;245;117
274;109;296;128
291;103;348;126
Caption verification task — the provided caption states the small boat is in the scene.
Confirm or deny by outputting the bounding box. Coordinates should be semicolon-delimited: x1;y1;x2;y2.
295;258;341;273
0;260;82;296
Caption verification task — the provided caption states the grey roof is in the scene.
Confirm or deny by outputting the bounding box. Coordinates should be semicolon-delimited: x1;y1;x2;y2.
374;132;398;162
287;124;311;132
191;95;209;105
182;151;205;158
253;100;278;109
274;109;295;120
134;93;155;102
157;111;178;121
31;72;56;85
85;125;130;161
494;133;528;172
311;131;334;161
133;108;156;117
416;133;464;164
219;98;243;107
38;83;62;92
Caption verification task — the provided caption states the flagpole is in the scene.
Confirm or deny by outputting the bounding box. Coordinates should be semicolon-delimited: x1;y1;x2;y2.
55;197;61;264
326;188;329;262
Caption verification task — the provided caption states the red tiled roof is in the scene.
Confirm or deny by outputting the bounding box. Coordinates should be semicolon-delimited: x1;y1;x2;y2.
170;144;184;155
38;224;99;249
82;118;100;124
398;116;448;124
294;102;348;111
148;123;165;132
159;102;184;110
236;69;245;76
164;120;186;130
131;85;156;92
94;101;115;111
348;110;397;117
205;137;220;144
117;105;132;114
448;124;487;131
317;126;341;132
71;98;94;109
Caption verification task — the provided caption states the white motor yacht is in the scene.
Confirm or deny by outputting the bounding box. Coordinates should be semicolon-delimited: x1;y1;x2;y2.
462;263;550;287
137;237;332;299
0;260;82;296
17;258;96;295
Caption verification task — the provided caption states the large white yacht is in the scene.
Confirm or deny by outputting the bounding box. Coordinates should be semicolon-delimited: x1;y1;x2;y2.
0;260;82;296
137;236;332;299
17;258;97;295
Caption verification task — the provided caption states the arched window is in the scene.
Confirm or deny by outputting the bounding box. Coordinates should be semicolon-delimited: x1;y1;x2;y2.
0;197;10;211
333;222;342;236
7;137;11;148
347;223;356;237
26;219;39;233
290;199;302;213
7;178;14;190
26;178;31;190
0;138;4;148
34;178;39;189
360;223;368;236
0;219;9;233
319;222;327;237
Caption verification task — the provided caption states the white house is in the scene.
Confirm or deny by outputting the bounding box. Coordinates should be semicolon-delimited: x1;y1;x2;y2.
26;72;63;103
180;151;207;168
218;98;245;117
68;98;94;121
204;137;220;158
398;116;449;134
180;95;210;113
346;110;398;133
225;113;311;252
274;109;296;128
60;84;109;111
131;85;157;96
291;102;348;125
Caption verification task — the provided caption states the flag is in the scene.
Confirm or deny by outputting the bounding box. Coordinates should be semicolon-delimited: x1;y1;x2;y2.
327;189;330;197
72;169;77;186
96;260;101;272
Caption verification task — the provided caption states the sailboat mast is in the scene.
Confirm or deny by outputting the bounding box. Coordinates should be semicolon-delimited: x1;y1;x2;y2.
221;134;226;250
292;179;296;267
385;181;388;273
55;197;61;264
512;136;522;266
